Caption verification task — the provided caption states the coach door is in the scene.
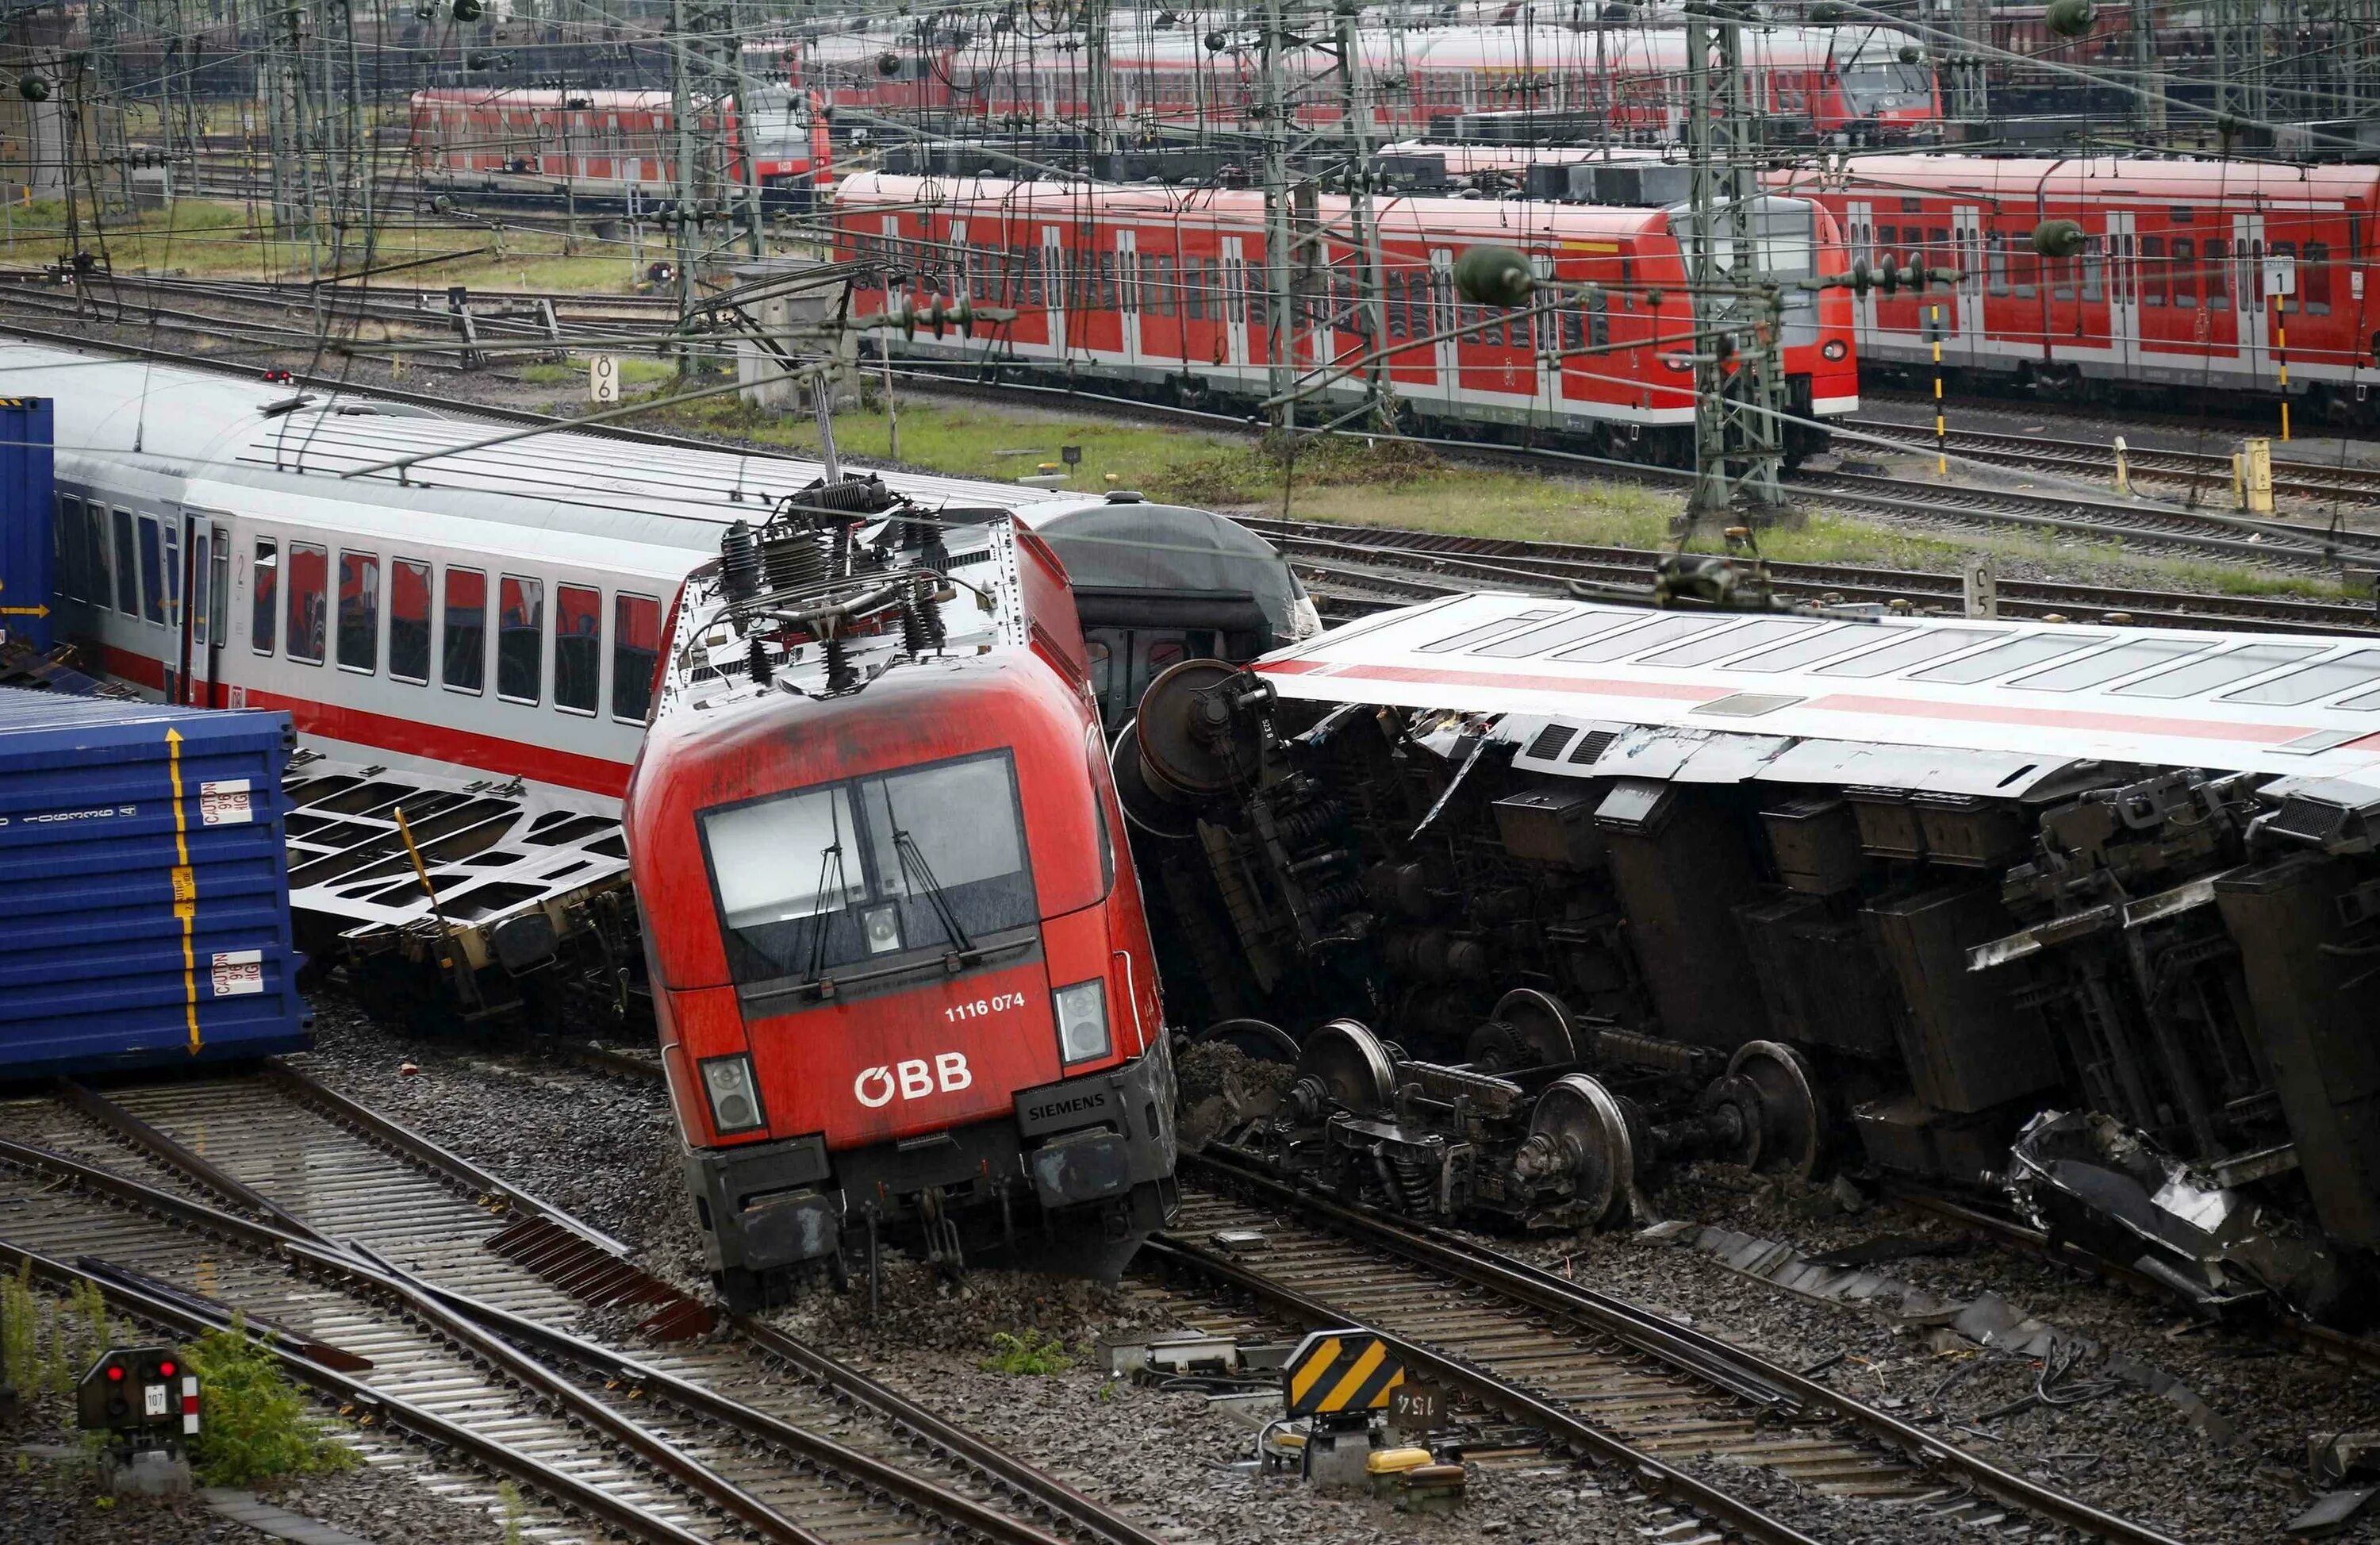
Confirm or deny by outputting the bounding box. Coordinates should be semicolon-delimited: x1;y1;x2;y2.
1844;200;1875;343
175;513;229;709
1117;227;1145;370
1952;205;1985;365
1430;246;1459;403
1223;236;1250;369
1532;251;1560;420
1042;226;1066;357
2106;210;2140;376
2236;212;2270;384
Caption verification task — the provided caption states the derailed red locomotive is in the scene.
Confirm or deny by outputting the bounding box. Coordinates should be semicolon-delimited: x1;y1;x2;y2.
626;490;1176;1308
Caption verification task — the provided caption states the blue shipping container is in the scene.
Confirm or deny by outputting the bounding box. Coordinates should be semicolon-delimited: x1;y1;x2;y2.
0;398;56;653
0;686;310;1078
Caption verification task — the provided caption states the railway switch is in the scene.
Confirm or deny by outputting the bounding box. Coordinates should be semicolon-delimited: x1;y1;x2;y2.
77;1345;199;1494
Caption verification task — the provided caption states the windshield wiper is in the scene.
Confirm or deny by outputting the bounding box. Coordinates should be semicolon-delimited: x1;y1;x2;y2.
881;786;975;959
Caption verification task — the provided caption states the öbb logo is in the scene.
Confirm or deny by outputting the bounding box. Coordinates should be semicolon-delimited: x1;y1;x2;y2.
854;1053;973;1109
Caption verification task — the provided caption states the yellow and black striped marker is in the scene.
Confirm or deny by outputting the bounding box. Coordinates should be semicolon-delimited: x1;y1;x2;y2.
1283;1329;1406;1418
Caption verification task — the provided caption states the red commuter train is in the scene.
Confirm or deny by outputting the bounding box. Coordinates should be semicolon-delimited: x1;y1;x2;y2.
833;172;1863;466
626;504;1176;1308
1800;154;2380;421
410;86;831;210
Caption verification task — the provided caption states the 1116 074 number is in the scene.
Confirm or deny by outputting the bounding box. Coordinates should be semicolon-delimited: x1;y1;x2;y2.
946;993;1027;1024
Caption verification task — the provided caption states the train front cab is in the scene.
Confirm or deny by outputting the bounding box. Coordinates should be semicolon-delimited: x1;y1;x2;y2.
633;655;1176;1308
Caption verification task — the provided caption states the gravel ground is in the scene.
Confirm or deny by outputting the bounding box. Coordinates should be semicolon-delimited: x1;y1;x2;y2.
2;1389;504;1545
294;990;2380;1543
1483;1161;2380;1543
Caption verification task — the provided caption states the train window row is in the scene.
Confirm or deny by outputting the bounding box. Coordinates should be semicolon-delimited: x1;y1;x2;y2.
1870;222;2335;316
862;232;1619;350
1426;609;2380;708
247;538;661;723
52;494;180;627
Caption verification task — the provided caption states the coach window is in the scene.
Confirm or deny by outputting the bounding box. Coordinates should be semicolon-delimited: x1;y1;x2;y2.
136;515;167;625
612;593;661;723
2224;648;2380;705
2140;237;2167;306
110;508;140;616
286;542;328;665
251;539;277;653
1987;233;2010;297
390;559;431;684
82;501;109;609
498;575;543;705
52;495;83;603
337;551;379;674
444;567;488;694
2205;239;2228;309
2082;234;2105;302
2305;242;2333;315
555;583;602;715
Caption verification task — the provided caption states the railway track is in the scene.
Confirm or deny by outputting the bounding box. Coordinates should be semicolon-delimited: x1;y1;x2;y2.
884;363;2380;572
0;268;670;360
1160;1151;2185;1545
8;315;2374;636
1243;515;2380;634
0;1063;1164;1545
1844;416;2380;510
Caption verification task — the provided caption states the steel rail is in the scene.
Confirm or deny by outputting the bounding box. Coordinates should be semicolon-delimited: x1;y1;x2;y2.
0;1237;714;1545
1138;1232;1828;1545
0;1131;822;1545
862;361;2362;567
1242;515;2380;633
66;1069;1162;1545
1845;416;2380;507
1179;1151;2187;1545
727;1314;1175;1545
258;1059;636;1255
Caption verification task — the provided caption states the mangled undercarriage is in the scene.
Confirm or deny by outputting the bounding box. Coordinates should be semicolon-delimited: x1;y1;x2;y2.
1117;652;2380;1328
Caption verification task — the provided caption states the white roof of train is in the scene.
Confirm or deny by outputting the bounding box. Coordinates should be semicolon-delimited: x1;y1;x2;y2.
1254;592;2380;790
0;342;1082;555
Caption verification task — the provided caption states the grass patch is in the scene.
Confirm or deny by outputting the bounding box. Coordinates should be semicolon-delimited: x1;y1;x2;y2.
182;1316;359;1488
631;390;2350;599
517;354;678;388
0;197;653;292
977;1330;1076;1376
2;1266;113;1398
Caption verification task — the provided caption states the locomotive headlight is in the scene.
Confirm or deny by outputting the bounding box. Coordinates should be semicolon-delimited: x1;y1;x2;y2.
862;902;904;955
1821;340;1848;361
1053;979;1110;1066
699;1053;766;1135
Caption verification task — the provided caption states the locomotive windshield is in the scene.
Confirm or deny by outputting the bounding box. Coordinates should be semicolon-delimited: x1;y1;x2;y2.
1840;60;1932;114
700;750;1038;990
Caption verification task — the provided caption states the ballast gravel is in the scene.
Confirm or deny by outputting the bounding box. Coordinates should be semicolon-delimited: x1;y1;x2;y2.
289;994;2380;1544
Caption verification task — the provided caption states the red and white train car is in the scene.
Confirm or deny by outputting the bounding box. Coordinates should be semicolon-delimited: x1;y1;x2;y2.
410;86;829;209
834;171;1861;463
1800;155;2380;420
950;22;1938;144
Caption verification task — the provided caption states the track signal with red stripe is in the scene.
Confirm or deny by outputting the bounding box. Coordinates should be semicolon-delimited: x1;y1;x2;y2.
76;1346;200;1450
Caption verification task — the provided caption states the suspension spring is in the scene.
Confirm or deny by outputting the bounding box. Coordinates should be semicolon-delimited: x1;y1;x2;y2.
1388;1155;1437;1216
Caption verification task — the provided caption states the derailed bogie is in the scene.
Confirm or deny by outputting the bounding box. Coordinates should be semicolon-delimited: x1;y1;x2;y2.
1131;625;2380;1323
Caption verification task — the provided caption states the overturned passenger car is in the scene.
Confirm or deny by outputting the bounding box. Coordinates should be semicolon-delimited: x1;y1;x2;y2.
1123;590;2380;1324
